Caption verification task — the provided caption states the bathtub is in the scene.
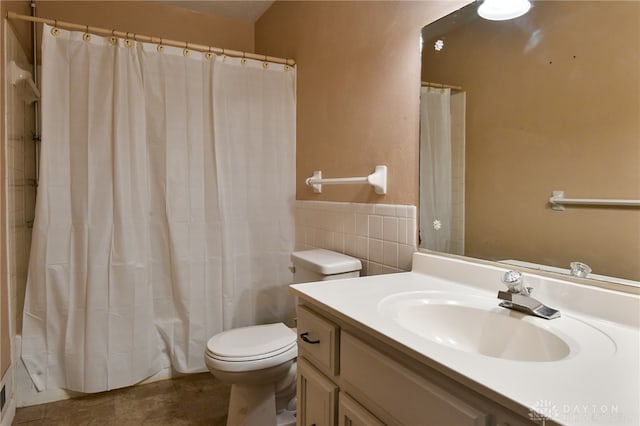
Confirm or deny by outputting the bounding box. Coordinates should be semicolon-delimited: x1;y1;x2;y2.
13;334;177;407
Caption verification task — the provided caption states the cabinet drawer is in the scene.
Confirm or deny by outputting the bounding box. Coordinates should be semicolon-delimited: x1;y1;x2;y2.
340;332;488;426
297;305;339;376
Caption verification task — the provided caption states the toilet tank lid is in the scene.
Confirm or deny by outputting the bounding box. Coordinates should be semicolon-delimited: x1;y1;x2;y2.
291;249;362;275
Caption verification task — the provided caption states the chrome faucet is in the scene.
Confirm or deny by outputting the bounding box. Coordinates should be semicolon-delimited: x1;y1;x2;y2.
497;271;560;320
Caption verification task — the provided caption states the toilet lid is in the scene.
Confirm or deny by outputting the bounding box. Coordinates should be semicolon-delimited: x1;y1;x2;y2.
206;323;296;359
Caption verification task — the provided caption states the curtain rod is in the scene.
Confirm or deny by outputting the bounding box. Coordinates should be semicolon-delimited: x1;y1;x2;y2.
6;11;296;67
421;81;463;91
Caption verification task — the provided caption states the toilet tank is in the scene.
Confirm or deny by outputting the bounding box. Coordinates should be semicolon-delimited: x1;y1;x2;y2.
291;249;362;284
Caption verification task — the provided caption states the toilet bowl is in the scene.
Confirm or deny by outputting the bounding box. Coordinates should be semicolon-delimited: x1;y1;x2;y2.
205;249;362;426
205;323;298;426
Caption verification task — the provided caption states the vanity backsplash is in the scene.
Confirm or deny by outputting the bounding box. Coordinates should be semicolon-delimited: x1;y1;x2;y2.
295;200;417;275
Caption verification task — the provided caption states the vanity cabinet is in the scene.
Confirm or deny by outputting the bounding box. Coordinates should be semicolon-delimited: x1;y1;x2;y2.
338;393;385;426
340;332;487;425
297;357;338;426
296;303;534;426
296;305;339;377
296;306;341;425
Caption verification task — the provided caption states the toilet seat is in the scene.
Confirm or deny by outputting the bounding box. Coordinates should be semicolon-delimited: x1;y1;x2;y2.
205;323;297;372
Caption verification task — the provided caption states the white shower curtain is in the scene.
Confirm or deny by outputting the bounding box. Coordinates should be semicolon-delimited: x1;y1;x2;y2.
213;57;296;330
419;87;452;252
21;24;296;393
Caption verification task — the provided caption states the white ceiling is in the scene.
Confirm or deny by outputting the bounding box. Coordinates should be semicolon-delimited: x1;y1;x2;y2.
160;1;275;22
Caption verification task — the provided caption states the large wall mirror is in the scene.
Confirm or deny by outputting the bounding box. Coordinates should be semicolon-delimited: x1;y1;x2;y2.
419;1;639;286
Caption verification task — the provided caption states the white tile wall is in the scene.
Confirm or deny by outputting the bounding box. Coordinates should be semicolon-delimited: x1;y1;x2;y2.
4;25;37;336
295;200;417;275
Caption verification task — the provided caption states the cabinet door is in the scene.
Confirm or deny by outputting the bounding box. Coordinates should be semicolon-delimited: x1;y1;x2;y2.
338;393;385;426
340;332;488;426
297;357;338;426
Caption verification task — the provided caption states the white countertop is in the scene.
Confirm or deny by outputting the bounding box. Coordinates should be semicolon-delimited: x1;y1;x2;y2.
290;252;640;425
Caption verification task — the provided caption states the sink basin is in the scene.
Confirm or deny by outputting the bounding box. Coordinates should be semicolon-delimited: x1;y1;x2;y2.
378;291;615;362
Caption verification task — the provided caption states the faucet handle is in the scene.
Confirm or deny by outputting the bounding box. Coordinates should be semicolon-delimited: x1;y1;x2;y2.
570;261;592;278
501;270;523;293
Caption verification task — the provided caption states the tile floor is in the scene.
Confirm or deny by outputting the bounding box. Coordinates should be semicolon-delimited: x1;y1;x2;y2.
12;373;230;425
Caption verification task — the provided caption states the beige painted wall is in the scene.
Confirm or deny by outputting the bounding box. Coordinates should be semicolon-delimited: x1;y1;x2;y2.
1;0;31;382
256;1;467;205
35;1;254;55
422;2;640;280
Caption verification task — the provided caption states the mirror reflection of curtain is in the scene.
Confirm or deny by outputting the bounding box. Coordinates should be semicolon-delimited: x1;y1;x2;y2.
419;87;466;254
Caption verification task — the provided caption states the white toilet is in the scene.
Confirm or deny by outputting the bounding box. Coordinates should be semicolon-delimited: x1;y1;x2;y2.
204;248;362;426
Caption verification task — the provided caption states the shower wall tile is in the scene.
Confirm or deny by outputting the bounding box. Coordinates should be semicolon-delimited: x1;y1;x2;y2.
295;201;417;275
4;25;37;334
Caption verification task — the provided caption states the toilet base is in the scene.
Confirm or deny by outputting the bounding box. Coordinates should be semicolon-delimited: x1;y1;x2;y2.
225;382;296;426
276;408;296;426
226;383;276;426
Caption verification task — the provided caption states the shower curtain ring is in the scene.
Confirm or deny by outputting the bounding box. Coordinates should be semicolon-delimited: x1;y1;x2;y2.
109;29;117;45
241;51;247;65
124;32;132;48
157;38;164;53
51;20;59;36
83;25;91;41
183;42;190;57
205;46;213;60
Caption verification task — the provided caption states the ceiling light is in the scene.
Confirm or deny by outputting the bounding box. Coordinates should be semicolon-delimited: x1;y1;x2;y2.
478;0;531;21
